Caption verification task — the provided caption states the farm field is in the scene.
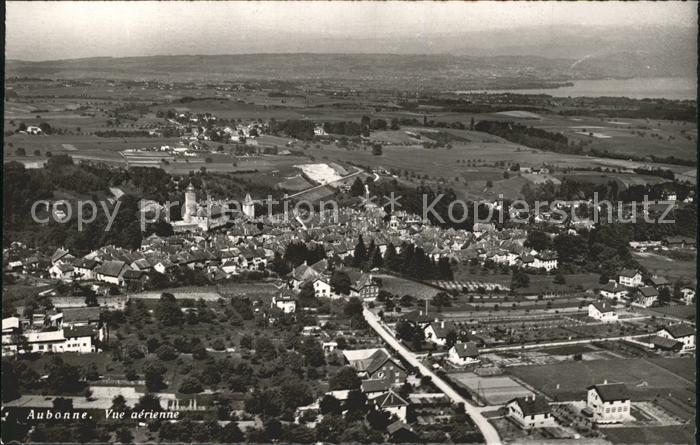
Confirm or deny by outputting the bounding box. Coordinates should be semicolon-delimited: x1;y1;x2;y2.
508;358;694;401
601;425;695;445
633;251;697;281
449;372;534;405
376;274;441;299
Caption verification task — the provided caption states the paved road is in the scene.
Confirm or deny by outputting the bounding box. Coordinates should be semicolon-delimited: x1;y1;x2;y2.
363;308;502;445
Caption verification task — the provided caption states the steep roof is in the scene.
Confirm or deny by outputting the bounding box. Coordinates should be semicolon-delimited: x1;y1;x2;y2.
508;396;551;416
619;268;640;278
639;286;659;298
376;390;409;408
97;260;127;277
662;324;695;338
64;325;97;339
590;302;615;314
452;342;478;358
361;379;392;394
587;383;629;402
61;307;102;323
427;321;456;338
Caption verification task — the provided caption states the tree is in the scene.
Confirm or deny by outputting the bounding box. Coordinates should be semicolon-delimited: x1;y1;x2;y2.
658;286;671;305
445;330;458;348
330;270;352;295
511;269;530;289
329;366;361;390
383;243;401;271
553;272;566;284
431;292;451;312
116;428;134;444
156;344;179;361
525;230;552;251
179;377;204;394
320;394;342;415
372;143;383;156
135;393;162;411
156;292;183;326
353;235;368;266
143;362;167;392
349;177;365;197
673;281;682;301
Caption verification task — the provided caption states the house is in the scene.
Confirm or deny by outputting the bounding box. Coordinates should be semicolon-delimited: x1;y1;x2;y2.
73;258;100;280
424;320;456;347
663;236;696;249
588;302;618;323
49;262;75;281
311;276;333;299
506;396;555;429
619;269;643;288
657;324;695;352
3;326;98;355
633;287;659;308
386;421;417;443
361;379;393;399
342;348;405;384
352;274;380;301
680;287;695;305
94;260;128;286
586;382;630;424
374;389;410;422
599;281;627;300
531;251;558;271
648;276;669;288
649;335;683;352
271;290;297;314
447;342;480;366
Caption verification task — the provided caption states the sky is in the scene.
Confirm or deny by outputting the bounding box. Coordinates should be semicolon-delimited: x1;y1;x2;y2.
6;1;697;61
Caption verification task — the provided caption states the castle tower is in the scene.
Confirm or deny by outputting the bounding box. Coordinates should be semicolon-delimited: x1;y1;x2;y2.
242;193;255;219
183;182;197;222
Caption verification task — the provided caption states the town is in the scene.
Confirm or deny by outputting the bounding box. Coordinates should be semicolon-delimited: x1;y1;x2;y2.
2;2;697;444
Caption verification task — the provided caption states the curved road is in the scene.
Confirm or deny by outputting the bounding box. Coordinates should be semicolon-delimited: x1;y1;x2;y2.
363;308;502;445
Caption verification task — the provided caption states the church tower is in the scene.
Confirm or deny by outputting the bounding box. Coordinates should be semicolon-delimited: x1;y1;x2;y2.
242;193;255;219
183;182;197;222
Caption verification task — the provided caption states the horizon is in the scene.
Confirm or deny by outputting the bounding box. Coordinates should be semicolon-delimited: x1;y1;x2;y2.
6;1;697;61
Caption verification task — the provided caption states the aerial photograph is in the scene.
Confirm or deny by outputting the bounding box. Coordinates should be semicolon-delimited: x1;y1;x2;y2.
1;1;697;444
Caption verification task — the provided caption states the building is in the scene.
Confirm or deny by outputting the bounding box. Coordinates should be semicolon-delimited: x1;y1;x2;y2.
588;302;618;323
586;382;630;424
634;286;659;308
447;342;480;366
271;291;297;314
94;260;128;286
657;324;695;352
374;390;410;422
183;182;197;223
242;193;256;219
619;269;643;288
506;396;555;429
352;274;380;301
424;320;456;347
342;348;405;384
599;281;627;300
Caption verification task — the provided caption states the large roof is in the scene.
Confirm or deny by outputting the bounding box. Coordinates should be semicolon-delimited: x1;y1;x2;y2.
452;342;478;358
508;396;550;416
587;383;629;402
662;324;695;338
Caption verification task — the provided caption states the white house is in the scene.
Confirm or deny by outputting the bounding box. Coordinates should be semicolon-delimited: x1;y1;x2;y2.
506;396;555;429
2;326;97;356
271;293;297;314
94;260;128;286
531;251;558;271
312;276;333;299
447;342;480;366
588;302;618;323
657;324;695;352
586;382;630;424
619;269;643;288
424;320;456;347
681;287;695;305
49;262;75;281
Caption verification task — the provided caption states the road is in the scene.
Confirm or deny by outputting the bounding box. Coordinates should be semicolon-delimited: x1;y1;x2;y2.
363;308;502;445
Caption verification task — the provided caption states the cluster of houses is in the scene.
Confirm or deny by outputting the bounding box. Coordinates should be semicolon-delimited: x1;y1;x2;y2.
2;306;107;356
505;381;632;431
597;268;695;308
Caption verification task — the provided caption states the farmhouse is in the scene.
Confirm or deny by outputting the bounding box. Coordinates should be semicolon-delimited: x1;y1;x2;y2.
94;260;129;286
588;302;618;323
657;324;695;352
506;396;555;430
680;287;695;305
586;382;630;424
633;286;659;308
447;342;480;366
662;236;696;249
73;258;100;280
618;269;643;288
271;291;297;314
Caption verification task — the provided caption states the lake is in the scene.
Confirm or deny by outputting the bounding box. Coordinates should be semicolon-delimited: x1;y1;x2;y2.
456;77;696;101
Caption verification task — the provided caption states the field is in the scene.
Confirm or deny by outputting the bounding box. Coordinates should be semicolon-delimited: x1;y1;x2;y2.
376;274;441;299
633;251;697;281
449;372;533;405
601;425;695;445
508;358;694;401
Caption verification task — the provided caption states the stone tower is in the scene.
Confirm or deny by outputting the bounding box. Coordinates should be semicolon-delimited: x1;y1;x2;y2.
242;193;255;219
183;182;197;222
